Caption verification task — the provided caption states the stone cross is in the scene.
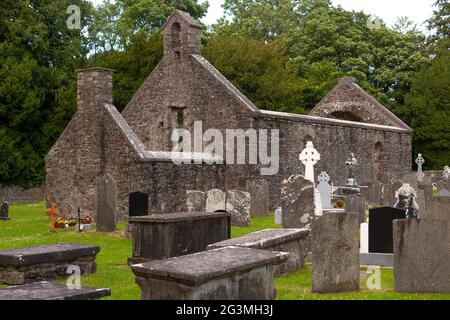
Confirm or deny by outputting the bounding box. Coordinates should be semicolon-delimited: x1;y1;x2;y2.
415;154;425;182
317;172;332;209
299;141;320;183
443;166;450;180
46;202;59;232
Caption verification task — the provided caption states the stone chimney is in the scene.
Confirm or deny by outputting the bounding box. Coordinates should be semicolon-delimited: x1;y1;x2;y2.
162;10;202;58
76;67;114;113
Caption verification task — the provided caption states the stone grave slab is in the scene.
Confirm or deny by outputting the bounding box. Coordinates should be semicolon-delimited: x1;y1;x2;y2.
0;281;110;300
226;190;251;227
246;179;269;217
128;212;230;264
131;246;288;300
394;219;450;292
345;195;366;223
274;207;282;225
205;189;226;212
312;212;360;293
0;244;100;285
281;174;314;229
207;228;310;275
186;190;206;212
369;207;406;254
96;174;117;232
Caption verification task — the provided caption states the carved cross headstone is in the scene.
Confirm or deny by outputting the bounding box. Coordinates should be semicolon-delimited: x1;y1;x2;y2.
415;154;425;182
317;172;332;209
443;166;450;180
299;141;320;183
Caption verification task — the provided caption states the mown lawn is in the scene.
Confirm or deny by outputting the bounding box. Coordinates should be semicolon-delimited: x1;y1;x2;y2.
1;202;449;300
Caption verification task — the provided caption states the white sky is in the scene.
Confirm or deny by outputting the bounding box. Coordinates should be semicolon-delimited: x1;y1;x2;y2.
90;0;436;31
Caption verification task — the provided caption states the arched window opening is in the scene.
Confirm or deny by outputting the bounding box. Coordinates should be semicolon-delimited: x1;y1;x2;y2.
171;22;181;57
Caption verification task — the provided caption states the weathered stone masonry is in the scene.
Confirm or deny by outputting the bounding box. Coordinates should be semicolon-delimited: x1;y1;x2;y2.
45;10;413;220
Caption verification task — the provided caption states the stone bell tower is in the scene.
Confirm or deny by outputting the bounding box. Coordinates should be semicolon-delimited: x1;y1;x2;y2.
162;10;202;58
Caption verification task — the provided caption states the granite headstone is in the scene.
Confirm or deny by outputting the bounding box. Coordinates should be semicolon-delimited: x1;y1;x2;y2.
369;207;406;253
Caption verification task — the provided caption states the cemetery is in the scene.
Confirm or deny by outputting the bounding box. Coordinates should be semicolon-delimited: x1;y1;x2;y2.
0;8;449;301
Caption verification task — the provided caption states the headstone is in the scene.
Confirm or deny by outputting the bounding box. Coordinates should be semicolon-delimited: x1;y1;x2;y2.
186;190;206;212
225;190;251;227
96;174;117;232
274;207;282;225
366;181;383;206
360;222;369;253
383;180;403;206
443;165;450;179
415;154;425;182
369;207;406;253
312;212;360;293
246;179;269;217
345;195;366;223
129;192;149;217
317;172;332;209
421;183;433;205
0;201;9;220
299;141;320;183
281;174;315;229
425;196;450;221
393;219;449;293
205;189;226;212
437;189;450;197
314;189;323;216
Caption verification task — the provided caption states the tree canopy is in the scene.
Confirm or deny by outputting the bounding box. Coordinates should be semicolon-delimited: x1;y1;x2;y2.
0;0;448;186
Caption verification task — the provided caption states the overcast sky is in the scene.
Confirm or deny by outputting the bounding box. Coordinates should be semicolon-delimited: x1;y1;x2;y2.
90;0;436;31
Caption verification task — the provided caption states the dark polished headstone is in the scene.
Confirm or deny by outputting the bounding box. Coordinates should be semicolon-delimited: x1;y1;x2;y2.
129;192;149;217
0;201;9;220
369;207;406;253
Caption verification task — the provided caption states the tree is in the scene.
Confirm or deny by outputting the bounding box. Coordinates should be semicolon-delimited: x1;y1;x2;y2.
90;0;209;50
427;0;450;55
203;35;304;113
405;53;450;169
0;0;93;186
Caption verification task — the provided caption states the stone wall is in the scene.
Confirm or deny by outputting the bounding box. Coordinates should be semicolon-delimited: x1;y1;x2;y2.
0;185;46;204
256;114;412;208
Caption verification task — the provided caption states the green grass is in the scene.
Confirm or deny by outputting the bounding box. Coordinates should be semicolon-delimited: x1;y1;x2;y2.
1;203;449;300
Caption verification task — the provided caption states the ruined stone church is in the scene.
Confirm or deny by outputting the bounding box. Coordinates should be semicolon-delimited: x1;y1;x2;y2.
46;10;412;221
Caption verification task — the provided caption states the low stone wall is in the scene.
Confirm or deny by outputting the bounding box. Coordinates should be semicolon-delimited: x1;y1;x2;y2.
0;185;46;204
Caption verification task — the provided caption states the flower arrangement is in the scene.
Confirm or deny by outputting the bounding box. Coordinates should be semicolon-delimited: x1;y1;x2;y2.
335;199;345;209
